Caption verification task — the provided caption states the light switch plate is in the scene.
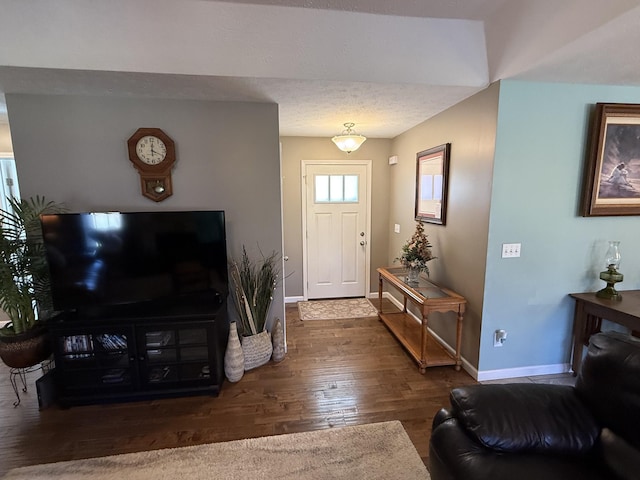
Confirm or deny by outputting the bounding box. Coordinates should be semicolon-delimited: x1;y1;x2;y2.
394;224;400;233
501;243;521;258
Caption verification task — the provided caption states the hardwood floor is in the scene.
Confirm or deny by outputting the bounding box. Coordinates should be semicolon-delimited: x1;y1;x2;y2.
0;298;476;476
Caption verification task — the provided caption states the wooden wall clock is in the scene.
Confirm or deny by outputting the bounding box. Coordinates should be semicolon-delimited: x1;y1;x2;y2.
127;127;176;202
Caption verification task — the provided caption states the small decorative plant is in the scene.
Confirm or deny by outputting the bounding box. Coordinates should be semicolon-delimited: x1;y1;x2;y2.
229;246;279;336
395;221;436;276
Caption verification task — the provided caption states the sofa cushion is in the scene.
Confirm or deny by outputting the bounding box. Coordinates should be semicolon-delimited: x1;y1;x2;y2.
576;332;640;450
449;383;599;454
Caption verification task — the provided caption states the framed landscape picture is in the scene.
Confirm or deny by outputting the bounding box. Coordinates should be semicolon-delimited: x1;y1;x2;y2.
581;103;640;216
415;143;450;225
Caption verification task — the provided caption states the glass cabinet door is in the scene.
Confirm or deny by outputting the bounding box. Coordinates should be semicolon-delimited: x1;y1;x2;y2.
139;324;212;387
55;327;136;391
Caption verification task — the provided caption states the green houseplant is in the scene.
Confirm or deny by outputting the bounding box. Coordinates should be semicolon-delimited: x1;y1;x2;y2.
229;246;279;370
0;196;64;368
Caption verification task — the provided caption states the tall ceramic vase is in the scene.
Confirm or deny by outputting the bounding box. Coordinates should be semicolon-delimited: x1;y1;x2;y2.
224;322;244;382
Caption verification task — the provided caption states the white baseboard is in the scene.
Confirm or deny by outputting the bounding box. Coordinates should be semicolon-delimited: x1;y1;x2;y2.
476;363;571;382
285;296;304;304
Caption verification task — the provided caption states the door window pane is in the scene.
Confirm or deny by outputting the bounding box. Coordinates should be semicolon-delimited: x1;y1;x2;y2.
315;175;329;202
315;174;359;203
330;175;343;201
344;175;358;201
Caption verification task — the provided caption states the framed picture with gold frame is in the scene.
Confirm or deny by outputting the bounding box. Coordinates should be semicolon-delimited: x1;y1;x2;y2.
581;103;640;216
415;143;451;225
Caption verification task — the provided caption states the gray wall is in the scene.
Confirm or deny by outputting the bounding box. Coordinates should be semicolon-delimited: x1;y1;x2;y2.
6;94;284;329
388;83;500;369
279;137;392;299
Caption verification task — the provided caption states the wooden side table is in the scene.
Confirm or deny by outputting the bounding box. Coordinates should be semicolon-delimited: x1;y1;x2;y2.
569;290;640;375
377;267;466;373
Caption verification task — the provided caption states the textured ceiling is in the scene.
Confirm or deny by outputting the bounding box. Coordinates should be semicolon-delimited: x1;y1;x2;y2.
1;0;640;138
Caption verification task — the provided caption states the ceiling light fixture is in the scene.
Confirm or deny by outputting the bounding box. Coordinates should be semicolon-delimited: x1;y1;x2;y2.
332;122;367;153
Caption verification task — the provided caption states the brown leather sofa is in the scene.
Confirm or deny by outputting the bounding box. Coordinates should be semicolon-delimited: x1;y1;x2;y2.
429;332;640;480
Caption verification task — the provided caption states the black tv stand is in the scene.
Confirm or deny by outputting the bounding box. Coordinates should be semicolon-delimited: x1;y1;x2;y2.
48;300;229;407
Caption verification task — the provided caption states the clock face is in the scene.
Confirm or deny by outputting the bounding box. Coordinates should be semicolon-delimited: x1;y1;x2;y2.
136;135;167;165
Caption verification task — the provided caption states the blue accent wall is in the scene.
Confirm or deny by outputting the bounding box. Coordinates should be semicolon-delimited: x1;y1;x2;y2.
480;80;640;372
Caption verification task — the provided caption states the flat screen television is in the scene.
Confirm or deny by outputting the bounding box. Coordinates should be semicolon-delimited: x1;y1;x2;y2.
40;210;228;316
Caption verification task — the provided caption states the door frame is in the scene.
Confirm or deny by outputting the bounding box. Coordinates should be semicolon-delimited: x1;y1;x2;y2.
301;159;372;301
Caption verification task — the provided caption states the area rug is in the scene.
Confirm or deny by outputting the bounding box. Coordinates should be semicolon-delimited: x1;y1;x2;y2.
2;421;429;480
298;298;379;320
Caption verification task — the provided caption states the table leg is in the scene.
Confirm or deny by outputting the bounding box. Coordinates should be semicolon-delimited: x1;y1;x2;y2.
584;314;602;344
571;301;586;376
455;310;463;371
420;311;428;373
377;274;383;314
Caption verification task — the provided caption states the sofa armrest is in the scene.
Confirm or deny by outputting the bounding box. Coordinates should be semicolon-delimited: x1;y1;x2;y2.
429;417;491;480
432;408;454;429
449;383;599;454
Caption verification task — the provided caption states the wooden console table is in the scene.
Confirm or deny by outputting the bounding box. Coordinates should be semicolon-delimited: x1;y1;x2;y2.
377;267;466;373
569;290;640;375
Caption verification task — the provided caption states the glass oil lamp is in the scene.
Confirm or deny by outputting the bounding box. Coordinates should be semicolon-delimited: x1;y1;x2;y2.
596;241;623;300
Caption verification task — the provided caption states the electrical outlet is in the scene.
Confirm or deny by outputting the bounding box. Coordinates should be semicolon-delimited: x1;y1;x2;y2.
501;243;521;258
494;329;507;347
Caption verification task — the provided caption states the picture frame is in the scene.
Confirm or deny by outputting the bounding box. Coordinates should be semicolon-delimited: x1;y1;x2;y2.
415;143;451;225
581;103;640;216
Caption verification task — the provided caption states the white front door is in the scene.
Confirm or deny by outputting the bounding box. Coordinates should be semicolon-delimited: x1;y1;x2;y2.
303;161;370;299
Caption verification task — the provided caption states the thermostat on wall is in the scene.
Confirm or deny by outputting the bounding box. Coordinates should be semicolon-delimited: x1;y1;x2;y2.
389;155;398;165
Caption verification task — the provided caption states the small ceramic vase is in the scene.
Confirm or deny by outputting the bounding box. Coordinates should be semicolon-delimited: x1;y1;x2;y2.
271;318;285;363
